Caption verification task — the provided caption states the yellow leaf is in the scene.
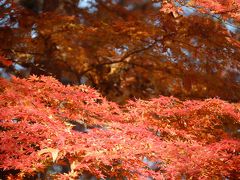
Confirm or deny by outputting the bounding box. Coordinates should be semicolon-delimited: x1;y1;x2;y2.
70;161;78;170
38;148;60;162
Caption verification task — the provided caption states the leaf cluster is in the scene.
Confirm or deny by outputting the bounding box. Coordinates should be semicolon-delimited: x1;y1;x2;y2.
0;76;239;179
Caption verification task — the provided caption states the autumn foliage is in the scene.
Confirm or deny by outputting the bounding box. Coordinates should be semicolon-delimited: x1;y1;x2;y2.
0;76;239;179
0;0;240;179
0;0;240;103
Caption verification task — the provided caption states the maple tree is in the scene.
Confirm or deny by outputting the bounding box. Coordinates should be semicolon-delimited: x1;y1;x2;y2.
0;0;239;103
0;0;240;179
0;76;240;179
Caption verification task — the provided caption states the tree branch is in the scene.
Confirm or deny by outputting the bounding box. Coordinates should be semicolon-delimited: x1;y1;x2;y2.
79;40;158;76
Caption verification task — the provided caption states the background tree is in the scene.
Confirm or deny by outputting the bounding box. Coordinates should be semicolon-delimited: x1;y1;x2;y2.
0;0;240;103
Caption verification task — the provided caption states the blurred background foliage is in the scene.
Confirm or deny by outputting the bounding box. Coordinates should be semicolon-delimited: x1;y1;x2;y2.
0;0;240;103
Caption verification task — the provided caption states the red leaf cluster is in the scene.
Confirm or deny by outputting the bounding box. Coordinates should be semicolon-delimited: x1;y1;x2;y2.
187;0;240;22
0;55;12;67
0;76;239;179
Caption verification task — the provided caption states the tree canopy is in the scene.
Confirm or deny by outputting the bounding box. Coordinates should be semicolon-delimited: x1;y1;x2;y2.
0;76;240;179
0;0;240;103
